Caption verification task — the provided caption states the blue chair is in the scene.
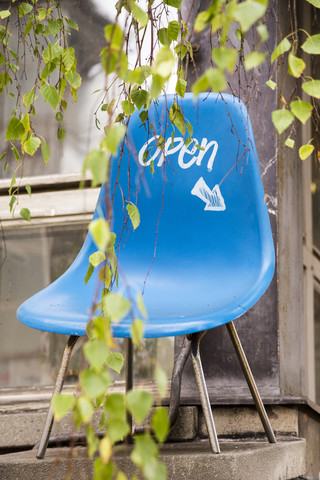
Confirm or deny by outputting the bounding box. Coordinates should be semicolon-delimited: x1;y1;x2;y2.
17;93;276;458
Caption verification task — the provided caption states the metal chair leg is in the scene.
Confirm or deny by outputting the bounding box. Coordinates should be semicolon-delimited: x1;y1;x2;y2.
189;331;220;454
226;321;276;443
125;338;133;442
169;335;192;427
36;335;80;459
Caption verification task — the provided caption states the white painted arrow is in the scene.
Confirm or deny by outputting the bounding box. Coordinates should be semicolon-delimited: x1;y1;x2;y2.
191;177;226;211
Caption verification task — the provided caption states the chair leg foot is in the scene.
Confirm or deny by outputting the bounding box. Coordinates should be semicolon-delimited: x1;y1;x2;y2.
36;335;80;460
190;332;220;454
226;321;276;444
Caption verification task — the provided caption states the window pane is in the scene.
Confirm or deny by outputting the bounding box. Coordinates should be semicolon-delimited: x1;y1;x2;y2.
0;223;87;387
0;223;174;388
314;288;320;404
0;0;109;180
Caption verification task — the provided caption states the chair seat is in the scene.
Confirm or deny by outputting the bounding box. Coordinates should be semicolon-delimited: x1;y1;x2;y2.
16;247;271;337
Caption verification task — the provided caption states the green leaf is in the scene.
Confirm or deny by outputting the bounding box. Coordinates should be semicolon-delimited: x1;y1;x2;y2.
5;117;25;141
150;74;165;98
104;292;131;321
99;436;112;464
302;79;320;99
175;77;187;97
89;250;106;267
168;21;180;41
47;19;62;37
11;145;20;161
23;89;36;108
104;24;123;49
41;140;50;165
244;51;267;70
52;394;75;421
77;395;94;423
143;458;167;480
206;68;227;92
93;458;114;480
19;2;33;15
99;265;112;287
266;79;277;90
106;418;130;444
302;34;320;54
80;369;111;399
89;218;110;251
169;102;186;136
65;71;81;89
104;124;126;155
62;47;76;71
130;0;148;28
288;53;306;78
122;100;135;116
257;23;269;42
85;264;94;285
40;61;57;81
20;207;31;222
131;319;144;347
106;351;124;374
158;28;171;46
154;365;168;398
271;108;294;134
0;72;11;94
9;195;16;213
43;43;63;63
233;1;266;32
23;20;32;40
40;84;60;110
126;390;153;424
290;100;313;124
126;203;140;230
104;393;126;420
131;434;158;467
212;47;237;73
65;17;79;30
299;144;314;160
131;89;149;109
24;136;41;156
137;293;147;318
37;7;47;21
163;0;182;7
116;472;128;480
25;184;31;196
83;340;109;370
285;137;295;149
306;0;320;7
0;10;11;19
87;425;99;458
192;73;210;96
152;46;176;79
271;37;291;63
152;407;169;443
84;149;109;187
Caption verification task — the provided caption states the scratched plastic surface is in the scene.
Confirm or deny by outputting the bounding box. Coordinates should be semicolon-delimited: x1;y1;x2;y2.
17;93;275;338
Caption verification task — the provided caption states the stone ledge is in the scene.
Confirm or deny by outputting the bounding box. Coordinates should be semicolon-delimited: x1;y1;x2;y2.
198;405;299;438
0;438;306;480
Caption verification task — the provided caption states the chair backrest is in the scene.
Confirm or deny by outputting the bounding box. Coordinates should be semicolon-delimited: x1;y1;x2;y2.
72;93;275;337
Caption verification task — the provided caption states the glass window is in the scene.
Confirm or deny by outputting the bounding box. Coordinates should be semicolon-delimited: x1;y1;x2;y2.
0;0;109;180
0;0;174;393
